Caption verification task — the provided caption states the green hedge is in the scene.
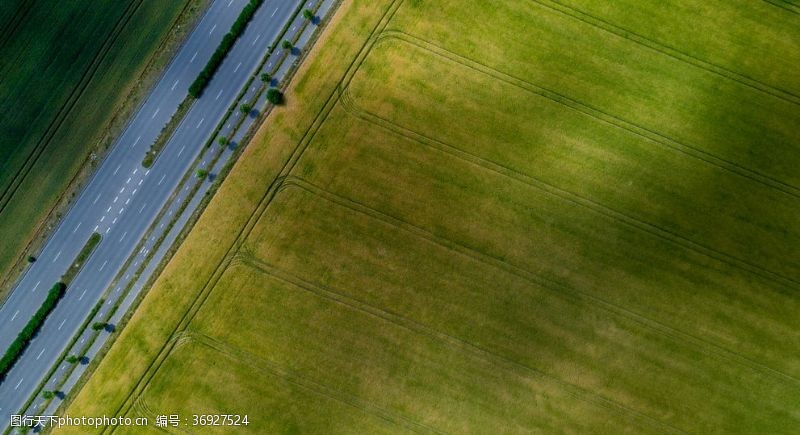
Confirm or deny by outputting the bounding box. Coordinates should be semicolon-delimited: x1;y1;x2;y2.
0;282;67;379
188;0;264;98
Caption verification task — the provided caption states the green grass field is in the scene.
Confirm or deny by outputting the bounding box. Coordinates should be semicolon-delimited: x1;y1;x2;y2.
0;0;194;290
64;0;800;432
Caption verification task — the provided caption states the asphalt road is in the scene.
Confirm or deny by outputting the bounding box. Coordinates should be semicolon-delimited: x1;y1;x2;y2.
0;0;302;425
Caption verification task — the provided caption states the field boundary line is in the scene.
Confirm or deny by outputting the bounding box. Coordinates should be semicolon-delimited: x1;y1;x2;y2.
279;176;800;390
235;254;686;433
339;82;800;294
179;331;439;434
761;0;800;14
104;1;405;430
0;0;145;210
534;0;800;106
376;31;800;202
0;0;35;54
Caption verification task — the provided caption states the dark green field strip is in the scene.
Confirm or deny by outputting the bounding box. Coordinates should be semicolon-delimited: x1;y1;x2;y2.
538;0;800;105
0;0;139;196
293;106;800;382
390;1;800;189
0;0;33;52
347;38;800;289
0;282;66;380
0;0;190;288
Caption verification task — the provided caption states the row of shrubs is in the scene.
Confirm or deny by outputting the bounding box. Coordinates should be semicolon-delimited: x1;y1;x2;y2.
0;282;67;379
188;0;265;98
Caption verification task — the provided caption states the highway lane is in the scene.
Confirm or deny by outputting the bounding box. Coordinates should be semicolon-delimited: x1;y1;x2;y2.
0;0;303;425
20;0;329;421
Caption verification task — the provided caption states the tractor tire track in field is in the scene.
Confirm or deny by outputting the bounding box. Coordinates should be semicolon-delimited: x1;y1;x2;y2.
236;251;687;434
761;0;800;15
181;330;440;434
341;88;800;385
106;0;406;430
375;31;800;202
533;0;800;106
359;32;800;286
0;0;35;53
339;83;800;295
277;177;800;393
0;0;143;214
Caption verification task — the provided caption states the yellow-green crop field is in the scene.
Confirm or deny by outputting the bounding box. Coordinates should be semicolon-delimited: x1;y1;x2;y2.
63;0;800;432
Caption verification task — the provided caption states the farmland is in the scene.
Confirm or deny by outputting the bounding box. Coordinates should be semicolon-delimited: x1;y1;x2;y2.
0;0;196;293
64;0;800;433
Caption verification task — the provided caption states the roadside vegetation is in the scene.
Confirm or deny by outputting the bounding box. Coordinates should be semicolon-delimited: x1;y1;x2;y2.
188;0;265;98
0;0;197;300
65;0;800;432
0;282;66;379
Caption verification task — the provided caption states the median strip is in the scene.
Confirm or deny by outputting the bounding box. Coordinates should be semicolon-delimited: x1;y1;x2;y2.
142;98;193;168
60;232;102;285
